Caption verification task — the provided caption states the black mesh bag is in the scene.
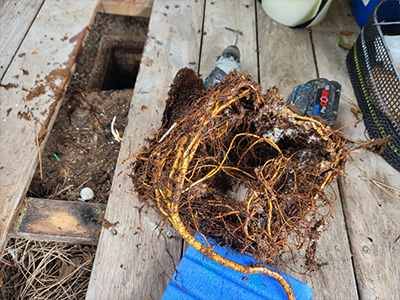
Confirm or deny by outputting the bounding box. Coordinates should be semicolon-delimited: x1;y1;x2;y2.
347;0;400;171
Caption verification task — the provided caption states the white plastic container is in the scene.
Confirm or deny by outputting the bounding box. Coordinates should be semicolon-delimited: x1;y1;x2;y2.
261;0;333;28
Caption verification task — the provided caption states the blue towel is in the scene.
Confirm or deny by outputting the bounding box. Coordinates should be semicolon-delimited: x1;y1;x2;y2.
162;233;313;300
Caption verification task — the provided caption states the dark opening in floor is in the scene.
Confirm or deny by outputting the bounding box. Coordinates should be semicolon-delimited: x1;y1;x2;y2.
89;36;145;90
102;42;143;90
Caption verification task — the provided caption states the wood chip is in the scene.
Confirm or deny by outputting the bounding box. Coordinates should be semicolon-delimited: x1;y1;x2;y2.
340;30;353;36
351;107;362;119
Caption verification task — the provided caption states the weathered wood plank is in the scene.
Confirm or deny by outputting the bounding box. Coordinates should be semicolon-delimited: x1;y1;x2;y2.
293;185;359;299
10;197;106;245
257;5;316;98
0;0;101;253
339;154;400;300
0;0;44;80
313;1;400;299
199;0;258;80
86;1;204;299
99;0;153;18
186;0;258;257
257;3;359;299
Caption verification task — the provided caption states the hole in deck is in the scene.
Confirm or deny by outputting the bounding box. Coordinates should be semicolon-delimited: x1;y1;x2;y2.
7;11;149;300
89;36;145;90
28;13;149;204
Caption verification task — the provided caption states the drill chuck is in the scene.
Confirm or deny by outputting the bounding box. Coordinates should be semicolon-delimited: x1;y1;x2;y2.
205;36;241;87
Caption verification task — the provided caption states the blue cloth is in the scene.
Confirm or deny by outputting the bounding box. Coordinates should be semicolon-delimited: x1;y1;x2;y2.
162;234;313;300
350;0;380;27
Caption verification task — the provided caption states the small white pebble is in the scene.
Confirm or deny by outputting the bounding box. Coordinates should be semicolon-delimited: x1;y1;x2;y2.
80;187;94;201
8;246;16;260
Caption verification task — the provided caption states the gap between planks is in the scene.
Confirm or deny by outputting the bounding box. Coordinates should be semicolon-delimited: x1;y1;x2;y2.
0;0;44;80
86;1;204;299
312;1;400;298
256;1;358;298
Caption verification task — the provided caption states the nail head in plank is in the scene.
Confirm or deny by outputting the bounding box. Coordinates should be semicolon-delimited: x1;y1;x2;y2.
0;0;101;252
339;154;400;299
86;1;204;299
10;197;106;245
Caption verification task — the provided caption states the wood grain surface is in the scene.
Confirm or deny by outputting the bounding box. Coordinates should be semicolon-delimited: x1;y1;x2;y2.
200;0;258;79
5;1;399;299
10;197;106;245
0;0;44;80
313;1;400;298
99;0;153;17
257;1;359;299
86;1;205;299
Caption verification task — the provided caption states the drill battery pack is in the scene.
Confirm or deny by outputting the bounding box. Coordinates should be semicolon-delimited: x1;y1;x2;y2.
287;78;341;126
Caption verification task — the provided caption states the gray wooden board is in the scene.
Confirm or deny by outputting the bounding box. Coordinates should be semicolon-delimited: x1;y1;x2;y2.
339;154;400;300
0;0;44;80
200;0;258;80
313;1;400;299
10;197;106;245
98;0;153;18
183;0;258;256
0;0;100;253
288;184;359;300
257;3;317;99
257;2;358;299
86;1;205;299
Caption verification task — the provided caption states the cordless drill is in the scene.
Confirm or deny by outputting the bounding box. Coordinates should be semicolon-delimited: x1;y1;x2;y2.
204;36;241;88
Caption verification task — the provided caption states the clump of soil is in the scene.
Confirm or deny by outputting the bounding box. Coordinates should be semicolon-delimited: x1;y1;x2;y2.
28;13;149;204
132;68;348;274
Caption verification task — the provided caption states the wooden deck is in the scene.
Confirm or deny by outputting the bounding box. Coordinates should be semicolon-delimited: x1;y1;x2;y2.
1;0;400;299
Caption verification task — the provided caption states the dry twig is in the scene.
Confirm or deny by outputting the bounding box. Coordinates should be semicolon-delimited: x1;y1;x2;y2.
362;177;399;228
35;129;43;180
